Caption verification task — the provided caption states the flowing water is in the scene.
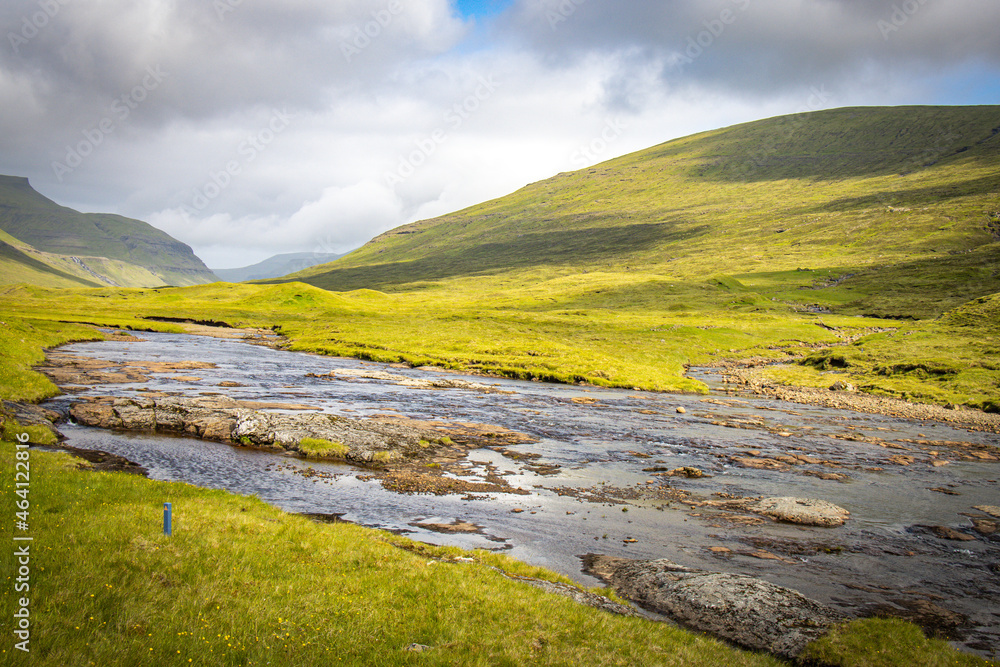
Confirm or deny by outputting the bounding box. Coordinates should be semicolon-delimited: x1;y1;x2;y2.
41;331;1000;656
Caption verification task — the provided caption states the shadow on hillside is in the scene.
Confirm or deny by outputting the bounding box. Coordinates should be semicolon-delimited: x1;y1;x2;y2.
831;248;1000;319
275;222;710;291
674;106;1000;183
796;173;1000;213
0;240;101;286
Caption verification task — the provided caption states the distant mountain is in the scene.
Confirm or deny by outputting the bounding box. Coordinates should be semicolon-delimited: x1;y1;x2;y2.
0;176;217;287
213;251;348;282
282;105;1000;317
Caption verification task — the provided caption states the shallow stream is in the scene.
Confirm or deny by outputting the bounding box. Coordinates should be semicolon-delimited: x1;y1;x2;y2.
42;331;1000;656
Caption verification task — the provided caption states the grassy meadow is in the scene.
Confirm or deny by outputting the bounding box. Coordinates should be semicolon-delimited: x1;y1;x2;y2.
3;435;996;666
0;278;899;397
2;106;999;409
1;439;793;667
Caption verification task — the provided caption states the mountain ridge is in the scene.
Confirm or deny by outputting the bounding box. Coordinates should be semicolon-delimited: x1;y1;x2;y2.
213;251;348;283
0;175;217;287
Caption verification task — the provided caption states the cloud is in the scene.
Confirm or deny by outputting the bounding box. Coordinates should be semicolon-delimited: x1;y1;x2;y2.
504;0;1000;99
1;0;998;270
150;180;402;267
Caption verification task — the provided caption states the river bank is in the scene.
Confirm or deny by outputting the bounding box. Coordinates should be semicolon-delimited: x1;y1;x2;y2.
18;328;999;660
713;360;1000;434
5;438;800;667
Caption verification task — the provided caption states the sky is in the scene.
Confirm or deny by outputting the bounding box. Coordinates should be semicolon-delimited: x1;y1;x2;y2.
1;0;998;269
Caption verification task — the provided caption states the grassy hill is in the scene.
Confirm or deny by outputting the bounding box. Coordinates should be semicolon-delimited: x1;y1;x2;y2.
288;105;999;318
1;106;995;667
0;175;217;287
260;105;1000;409
0;228;104;288
0;106;996;410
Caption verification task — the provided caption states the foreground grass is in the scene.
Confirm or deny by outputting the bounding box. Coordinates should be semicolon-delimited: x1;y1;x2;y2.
0;440;785;667
800;618;995;667
0;316;106;402
2;436;995;666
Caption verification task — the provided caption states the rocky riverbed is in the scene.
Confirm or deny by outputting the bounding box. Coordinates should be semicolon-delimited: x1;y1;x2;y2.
24;329;1000;659
712;361;1000;434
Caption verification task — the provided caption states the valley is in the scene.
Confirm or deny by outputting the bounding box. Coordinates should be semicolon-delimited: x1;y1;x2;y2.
2;105;998;665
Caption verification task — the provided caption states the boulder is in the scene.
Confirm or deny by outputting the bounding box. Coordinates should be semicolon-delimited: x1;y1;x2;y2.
583;555;845;658
698;496;850;527
70;401;121;429
750;497;850;527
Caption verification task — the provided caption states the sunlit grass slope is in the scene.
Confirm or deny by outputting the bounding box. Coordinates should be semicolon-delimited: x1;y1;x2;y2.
0;280;894;396
0;107;996;407
289;105;1000;319
263;105;999;409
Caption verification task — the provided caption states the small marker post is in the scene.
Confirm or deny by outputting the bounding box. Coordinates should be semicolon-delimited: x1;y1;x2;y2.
163;502;172;537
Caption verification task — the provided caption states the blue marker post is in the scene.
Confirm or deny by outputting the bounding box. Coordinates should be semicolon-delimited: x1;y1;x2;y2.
163;502;172;537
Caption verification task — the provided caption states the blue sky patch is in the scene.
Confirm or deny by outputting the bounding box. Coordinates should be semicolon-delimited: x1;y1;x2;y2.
455;0;516;20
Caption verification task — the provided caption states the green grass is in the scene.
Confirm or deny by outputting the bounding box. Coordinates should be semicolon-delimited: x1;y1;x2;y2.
0;440;787;667
800;618;996;667
0;273;995;409
286;106;1000;311
0;106;998;666
768;293;1000;411
265;105;1000;409
2;107;998;407
0;279;886;395
0;315;106;402
297;437;349;458
0;228;102;289
2;438;990;666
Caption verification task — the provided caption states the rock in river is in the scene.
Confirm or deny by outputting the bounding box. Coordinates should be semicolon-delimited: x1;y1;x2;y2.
749;496;850;527
698;496;850;527
69;395;506;464
583;555;845;659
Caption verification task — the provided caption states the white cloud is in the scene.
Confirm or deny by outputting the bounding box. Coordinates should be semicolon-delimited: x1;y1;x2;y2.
1;0;998;270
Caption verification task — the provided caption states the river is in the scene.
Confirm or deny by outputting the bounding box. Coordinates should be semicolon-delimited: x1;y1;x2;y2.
40;330;1000;657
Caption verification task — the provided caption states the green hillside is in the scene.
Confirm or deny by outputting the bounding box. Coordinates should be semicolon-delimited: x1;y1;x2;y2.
289;105;1000;318
0;228;102;288
257;105;1000;410
0;175;217;286
1;106;997;411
